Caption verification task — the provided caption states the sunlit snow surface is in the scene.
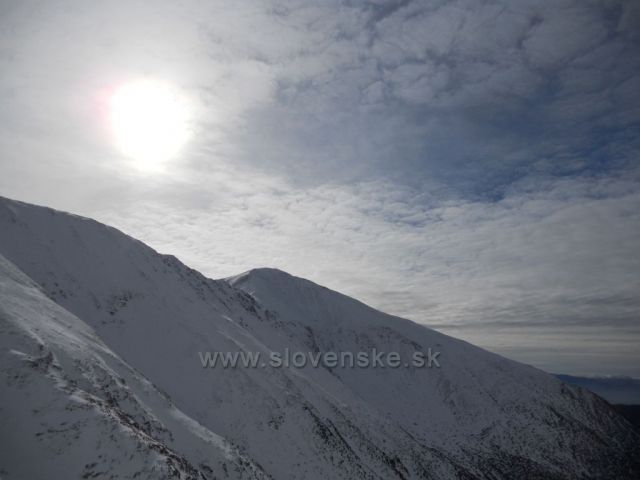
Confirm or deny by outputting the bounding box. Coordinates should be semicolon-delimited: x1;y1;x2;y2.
0;196;638;479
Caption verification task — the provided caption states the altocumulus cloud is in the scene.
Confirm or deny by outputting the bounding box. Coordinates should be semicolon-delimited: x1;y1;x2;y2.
0;0;638;375
93;166;640;377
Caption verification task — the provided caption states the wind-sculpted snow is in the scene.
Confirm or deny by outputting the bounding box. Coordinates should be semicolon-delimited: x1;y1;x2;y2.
1;195;639;479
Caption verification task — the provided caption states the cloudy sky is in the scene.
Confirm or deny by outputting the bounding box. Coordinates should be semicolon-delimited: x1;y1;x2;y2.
1;0;639;376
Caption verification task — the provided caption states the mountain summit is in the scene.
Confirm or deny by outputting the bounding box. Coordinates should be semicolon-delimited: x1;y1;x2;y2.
1;196;638;479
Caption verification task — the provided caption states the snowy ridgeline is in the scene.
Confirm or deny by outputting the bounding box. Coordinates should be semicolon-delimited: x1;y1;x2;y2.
0;195;638;480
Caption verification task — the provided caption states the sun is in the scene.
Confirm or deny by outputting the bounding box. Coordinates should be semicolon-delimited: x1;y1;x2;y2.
109;79;190;170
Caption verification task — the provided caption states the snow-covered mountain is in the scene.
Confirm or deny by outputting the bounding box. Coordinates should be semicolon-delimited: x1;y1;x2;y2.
1;195;638;479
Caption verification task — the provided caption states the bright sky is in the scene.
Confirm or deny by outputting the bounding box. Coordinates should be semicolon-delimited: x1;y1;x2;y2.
0;0;639;376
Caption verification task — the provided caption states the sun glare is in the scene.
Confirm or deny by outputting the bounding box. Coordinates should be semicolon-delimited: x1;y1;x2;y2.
109;80;190;170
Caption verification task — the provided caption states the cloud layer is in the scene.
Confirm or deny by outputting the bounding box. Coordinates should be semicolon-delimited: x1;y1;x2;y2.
0;0;638;375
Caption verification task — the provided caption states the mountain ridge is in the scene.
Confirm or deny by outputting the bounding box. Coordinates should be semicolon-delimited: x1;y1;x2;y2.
1;195;639;479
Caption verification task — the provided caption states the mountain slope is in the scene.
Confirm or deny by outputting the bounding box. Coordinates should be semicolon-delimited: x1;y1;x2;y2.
228;268;640;477
0;253;266;480
1;195;639;479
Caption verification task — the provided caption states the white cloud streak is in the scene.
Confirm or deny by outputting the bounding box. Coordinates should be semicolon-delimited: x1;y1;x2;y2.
83;166;640;376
